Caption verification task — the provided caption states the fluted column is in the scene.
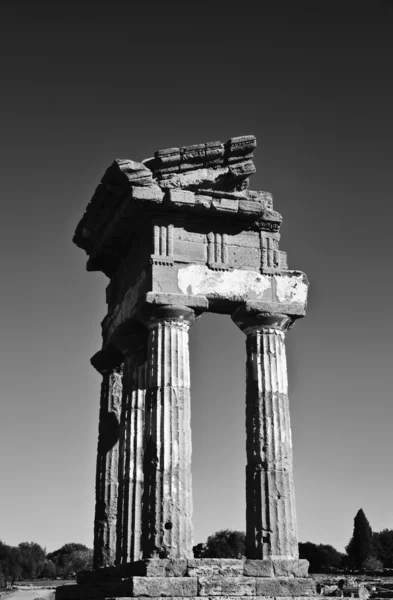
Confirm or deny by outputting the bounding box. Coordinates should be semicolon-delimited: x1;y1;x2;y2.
232;309;299;560
140;305;195;559
91;347;124;569
116;351;147;563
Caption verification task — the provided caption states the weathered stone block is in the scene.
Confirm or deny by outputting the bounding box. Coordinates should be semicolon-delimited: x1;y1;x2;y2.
132;576;197;597
187;559;243;577
180;161;205;172
155;147;181;165
175;239;206;263
272;559;309;578
195;194;212;209
255;577;316;596
131;186;164;202
168;189;196;206
197;576;256;596
229;160;256;178
238;198;265;216
211;197;239;213
113;559;188;578
144;292;209;311
243;560;274;577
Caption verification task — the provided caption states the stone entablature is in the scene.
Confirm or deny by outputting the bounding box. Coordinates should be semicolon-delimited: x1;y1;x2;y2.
57;135;313;600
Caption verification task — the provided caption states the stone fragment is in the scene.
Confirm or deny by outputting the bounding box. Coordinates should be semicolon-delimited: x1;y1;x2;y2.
205;140;224;159
211;197;239;213
238;198;265;216
155;164;181;175
229;160;256;178
181;143;206;162
131;185;164;202
243;559;274;577
132;576;197;597
180;161;205;171
158;166;229;190
225;135;257;159
247;190;273;209
187;558;244;577
272;559;309;577
195;194;212;209
226;153;254;163
168;189;196;206
144;292;208;311
103;159;153;187
197;576;256;596
154;147;181;166
255;577;316;596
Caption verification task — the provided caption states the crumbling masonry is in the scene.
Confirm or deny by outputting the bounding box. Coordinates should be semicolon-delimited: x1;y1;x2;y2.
56;135;314;600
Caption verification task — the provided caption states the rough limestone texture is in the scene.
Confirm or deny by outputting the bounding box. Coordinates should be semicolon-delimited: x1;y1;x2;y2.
197;577;256;596
63;134;313;600
232;312;299;561
93;363;123;568
187;559;244;577
133;576;198;597
243;559;309;578
116;352;146;563
255;577;316;596
140;307;195;559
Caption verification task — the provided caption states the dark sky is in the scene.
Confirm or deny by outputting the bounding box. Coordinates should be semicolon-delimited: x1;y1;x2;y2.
1;0;392;553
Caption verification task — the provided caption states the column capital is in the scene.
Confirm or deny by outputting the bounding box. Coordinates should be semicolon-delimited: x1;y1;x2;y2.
138;304;197;329
231;303;298;335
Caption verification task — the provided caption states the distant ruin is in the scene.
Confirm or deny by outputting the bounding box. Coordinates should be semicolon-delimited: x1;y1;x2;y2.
57;135;314;600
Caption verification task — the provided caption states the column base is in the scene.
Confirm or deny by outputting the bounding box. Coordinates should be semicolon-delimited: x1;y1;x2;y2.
56;559;317;600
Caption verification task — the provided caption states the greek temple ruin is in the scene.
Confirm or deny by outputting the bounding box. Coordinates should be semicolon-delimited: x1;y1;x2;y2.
57;135;315;600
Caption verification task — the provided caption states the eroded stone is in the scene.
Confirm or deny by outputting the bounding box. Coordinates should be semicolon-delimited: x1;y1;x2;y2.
243;560;274;577
187;559;244;577
272;559;309;578
132;576;197;597
197;576;256;596
255;577;316;596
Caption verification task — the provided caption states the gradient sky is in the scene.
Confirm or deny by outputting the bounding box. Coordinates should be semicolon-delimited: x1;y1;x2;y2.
1;0;393;554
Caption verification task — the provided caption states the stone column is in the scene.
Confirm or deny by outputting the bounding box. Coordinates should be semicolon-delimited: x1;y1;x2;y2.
91;347;124;569
140;305;195;559
232;309;299;561
116;350;147;563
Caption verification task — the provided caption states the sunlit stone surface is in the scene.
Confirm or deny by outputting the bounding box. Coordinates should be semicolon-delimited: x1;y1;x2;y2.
58;135;314;600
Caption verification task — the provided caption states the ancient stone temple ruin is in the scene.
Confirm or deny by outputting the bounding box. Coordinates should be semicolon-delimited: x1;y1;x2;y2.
57;135;314;600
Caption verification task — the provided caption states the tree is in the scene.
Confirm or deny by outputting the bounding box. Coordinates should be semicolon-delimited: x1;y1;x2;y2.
47;543;93;578
299;542;344;572
362;556;383;574
18;542;46;579
373;529;393;569
203;530;245;558
346;509;374;569
41;560;57;579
